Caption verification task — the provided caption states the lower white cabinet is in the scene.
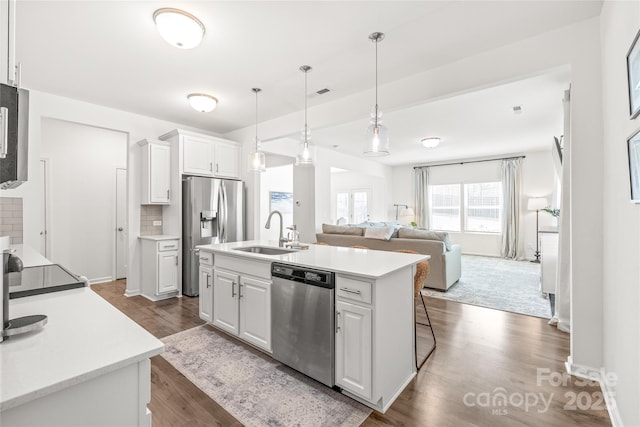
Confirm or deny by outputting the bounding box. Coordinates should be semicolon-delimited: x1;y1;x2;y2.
211;266;272;353
335;299;372;400
198;265;213;322
140;238;180;301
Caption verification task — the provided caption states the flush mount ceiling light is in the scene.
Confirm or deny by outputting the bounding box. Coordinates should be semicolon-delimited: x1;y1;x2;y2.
153;8;205;49
187;93;218;112
249;88;266;173
363;32;389;157
421;137;441;148
296;65;314;166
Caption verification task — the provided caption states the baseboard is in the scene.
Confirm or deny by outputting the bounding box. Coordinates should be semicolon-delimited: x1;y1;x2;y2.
124;288;141;297
565;356;623;427
88;276;113;285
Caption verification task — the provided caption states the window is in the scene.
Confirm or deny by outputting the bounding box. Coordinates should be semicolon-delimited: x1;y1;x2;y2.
428;182;502;233
336;189;370;224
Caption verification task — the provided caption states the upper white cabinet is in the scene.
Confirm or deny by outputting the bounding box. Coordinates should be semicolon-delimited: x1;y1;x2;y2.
159;129;240;179
138;139;171;205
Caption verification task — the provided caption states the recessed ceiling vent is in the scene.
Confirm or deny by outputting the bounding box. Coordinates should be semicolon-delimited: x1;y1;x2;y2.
316;88;330;95
512;105;523;114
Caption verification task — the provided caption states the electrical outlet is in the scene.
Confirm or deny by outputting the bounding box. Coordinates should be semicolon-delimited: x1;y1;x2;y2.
153;220;162;226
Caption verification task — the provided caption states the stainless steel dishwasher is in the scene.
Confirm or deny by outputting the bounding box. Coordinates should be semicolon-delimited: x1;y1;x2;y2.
271;263;335;387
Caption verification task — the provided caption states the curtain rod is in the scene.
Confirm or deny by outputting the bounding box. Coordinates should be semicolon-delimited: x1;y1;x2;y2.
413;155;525;169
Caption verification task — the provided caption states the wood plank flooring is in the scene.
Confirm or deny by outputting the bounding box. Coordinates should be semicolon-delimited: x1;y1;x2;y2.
92;280;611;427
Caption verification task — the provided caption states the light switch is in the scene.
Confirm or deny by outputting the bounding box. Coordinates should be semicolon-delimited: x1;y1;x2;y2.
153;220;162;226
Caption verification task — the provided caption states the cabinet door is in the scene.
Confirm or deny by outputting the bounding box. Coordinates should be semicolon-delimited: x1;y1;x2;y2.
335;300;372;400
157;251;178;294
183;136;214;176
213;269;239;335
199;265;213;322
239;276;271;352
214;141;239;179
150;143;171;203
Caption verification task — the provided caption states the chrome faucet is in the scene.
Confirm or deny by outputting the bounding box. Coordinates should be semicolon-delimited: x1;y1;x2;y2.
265;210;287;247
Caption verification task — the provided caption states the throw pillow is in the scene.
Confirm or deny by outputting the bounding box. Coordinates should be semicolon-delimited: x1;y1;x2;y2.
364;226;396;241
398;228;452;251
322;224;364;236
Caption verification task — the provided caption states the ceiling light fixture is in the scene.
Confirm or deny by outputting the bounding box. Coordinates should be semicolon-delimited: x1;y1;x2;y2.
249;88;266;173
153;8;205;49
297;65;314;166
421;137;441;148
363;32;389;157
187;93;218;112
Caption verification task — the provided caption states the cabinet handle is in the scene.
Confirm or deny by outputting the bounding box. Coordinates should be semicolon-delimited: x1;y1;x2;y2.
239;283;243;299
215;163;219;173
231;281;236;297
175;256;178;266
340;287;361;295
206;273;211;288
209;162;213;172
0;107;7;159
336;311;341;333
167;189;170;200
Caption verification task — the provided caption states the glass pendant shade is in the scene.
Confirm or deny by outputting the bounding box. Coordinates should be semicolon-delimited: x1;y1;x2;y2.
153;8;205;49
297;66;314;166
249;88;266;173
297;140;314;166
364;123;390;156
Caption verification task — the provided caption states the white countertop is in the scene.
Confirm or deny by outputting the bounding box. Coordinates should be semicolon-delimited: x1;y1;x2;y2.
138;235;180;241
197;240;429;278
0;288;164;411
9;244;52;267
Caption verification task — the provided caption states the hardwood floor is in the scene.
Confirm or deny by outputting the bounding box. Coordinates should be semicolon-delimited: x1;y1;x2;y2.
92;280;611;427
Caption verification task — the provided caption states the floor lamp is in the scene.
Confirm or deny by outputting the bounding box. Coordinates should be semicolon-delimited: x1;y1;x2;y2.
527;197;548;263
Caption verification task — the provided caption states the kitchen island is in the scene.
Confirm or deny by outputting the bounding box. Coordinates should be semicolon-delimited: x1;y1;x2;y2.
0;288;164;426
196;240;429;413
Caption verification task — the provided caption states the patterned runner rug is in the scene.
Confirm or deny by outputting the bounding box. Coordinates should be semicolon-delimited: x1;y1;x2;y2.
161;325;372;427
423;255;551;319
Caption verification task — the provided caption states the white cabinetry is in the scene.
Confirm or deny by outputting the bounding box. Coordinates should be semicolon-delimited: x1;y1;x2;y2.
138;139;171;205
140;237;180;301
209;254;272;353
160;129;240;179
335;277;373;400
198;251;214;322
540;230;559;294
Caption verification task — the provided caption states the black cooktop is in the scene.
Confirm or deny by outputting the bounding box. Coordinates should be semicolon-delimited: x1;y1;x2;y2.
9;264;85;299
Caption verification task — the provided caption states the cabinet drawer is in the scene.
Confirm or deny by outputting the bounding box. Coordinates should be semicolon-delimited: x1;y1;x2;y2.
199;251;214;266
158;240;179;252
336;276;372;304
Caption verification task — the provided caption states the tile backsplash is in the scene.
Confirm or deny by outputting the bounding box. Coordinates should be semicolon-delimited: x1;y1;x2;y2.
0;197;24;244
140;205;163;236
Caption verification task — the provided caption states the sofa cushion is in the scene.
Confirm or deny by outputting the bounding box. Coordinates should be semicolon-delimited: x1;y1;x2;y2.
322;224;364;236
363;226;395;241
397;228;452;251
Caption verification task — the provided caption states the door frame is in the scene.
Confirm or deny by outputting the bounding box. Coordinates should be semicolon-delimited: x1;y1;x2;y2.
39;158;50;258
114;167;127;280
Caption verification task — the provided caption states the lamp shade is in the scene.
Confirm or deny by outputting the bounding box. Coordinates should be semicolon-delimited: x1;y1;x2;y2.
527;197;548;211
153;8;205;49
399;207;414;216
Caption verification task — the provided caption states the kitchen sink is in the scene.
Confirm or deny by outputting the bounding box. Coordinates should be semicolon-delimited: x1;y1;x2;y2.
232;246;296;255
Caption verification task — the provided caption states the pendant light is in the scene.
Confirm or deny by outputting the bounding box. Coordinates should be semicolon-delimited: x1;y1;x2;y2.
249;88;266;173
363;32;389;156
297;65;314;166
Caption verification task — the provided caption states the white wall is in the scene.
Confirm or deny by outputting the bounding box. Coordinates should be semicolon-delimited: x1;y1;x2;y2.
390;149;556;257
0;89;220;296
600;1;640;425
40;118;126;283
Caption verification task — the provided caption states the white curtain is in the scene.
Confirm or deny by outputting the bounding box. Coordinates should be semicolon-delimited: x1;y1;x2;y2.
414;167;430;229
549;89;571;333
501;158;523;259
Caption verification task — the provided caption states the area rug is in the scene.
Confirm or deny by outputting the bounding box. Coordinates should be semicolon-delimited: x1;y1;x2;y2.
423;255;551;319
161;325;372;427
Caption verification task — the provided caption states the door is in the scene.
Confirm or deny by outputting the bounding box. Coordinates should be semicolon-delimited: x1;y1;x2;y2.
199;265;213;322
239;276;271;351
157;251;178;294
150;144;170;203
39;159;48;257
221;180;244;243
335;300;372;400
336;189;371;224
213;268;239;335
183;135;213;176
115;168;127;279
214;141;239;179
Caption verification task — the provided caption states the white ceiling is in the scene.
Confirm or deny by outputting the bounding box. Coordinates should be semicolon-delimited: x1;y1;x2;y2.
14;1;600;161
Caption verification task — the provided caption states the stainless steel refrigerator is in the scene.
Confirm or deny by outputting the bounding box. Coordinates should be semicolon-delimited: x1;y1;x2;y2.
182;176;244;296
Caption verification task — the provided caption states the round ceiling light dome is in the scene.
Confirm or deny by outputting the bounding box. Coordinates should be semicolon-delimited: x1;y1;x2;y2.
153;8;205;49
421;137;441;148
187;93;218;112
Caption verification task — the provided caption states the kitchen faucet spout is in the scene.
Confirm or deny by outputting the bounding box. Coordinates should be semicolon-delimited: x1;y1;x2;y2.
265;210;287;247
